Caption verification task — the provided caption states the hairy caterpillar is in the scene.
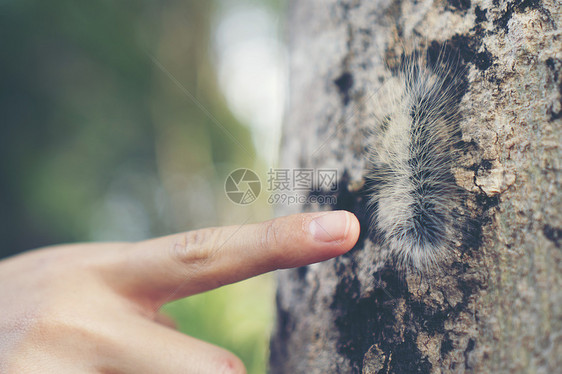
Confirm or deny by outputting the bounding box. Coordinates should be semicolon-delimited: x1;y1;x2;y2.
367;44;467;273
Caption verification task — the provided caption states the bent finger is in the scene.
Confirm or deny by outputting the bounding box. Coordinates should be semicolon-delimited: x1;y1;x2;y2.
102;317;245;374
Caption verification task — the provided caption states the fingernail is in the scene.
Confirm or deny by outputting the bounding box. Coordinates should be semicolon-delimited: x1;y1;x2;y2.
309;211;350;243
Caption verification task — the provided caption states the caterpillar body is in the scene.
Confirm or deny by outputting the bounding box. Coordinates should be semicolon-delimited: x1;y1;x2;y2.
367;45;467;273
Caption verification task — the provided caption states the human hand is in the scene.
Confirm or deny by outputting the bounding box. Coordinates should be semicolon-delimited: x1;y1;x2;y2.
0;211;360;373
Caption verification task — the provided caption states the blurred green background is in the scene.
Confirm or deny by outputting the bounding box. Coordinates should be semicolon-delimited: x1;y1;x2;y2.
0;1;286;373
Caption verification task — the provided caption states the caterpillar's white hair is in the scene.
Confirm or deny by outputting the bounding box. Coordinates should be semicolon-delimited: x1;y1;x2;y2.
367;45;465;273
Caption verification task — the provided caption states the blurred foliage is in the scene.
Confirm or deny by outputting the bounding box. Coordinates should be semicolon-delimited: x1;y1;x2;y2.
0;0;280;373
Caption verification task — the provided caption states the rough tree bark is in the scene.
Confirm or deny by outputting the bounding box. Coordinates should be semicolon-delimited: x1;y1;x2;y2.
270;1;561;373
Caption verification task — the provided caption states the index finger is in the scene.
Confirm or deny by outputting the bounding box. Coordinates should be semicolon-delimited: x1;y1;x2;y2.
108;211;360;305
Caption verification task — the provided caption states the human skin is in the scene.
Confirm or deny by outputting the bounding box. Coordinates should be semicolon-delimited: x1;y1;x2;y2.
0;210;360;373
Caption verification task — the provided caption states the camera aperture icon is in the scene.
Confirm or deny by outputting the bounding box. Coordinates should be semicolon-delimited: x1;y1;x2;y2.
225;168;261;205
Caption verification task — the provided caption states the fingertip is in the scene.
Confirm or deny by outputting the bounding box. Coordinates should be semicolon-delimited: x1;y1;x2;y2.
215;351;247;374
345;211;361;249
334;210;360;256
307;210;360;255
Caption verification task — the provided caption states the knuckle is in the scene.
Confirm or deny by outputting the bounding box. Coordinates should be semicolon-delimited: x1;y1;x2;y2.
171;228;219;266
21;311;111;353
261;219;281;251
29;311;90;341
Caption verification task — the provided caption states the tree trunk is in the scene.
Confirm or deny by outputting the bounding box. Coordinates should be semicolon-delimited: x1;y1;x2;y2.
270;1;561;373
